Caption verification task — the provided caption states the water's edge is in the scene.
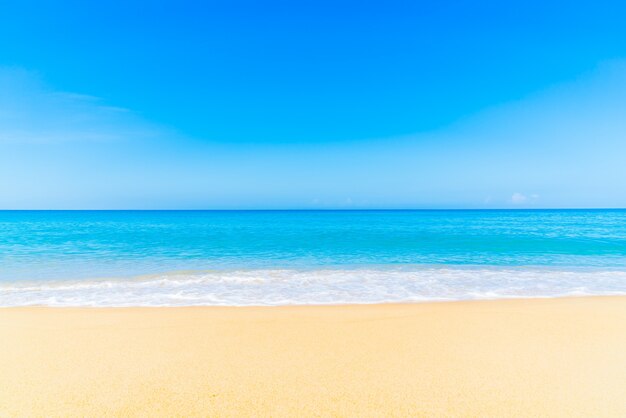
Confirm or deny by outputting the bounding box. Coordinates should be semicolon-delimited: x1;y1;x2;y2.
3;266;626;307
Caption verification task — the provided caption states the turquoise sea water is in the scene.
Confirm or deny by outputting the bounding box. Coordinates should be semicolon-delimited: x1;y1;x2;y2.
1;210;626;306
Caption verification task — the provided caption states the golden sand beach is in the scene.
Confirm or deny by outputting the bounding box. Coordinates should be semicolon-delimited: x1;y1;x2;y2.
1;297;626;417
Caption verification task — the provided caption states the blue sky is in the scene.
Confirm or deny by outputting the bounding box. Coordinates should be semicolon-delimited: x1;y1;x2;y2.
1;1;626;209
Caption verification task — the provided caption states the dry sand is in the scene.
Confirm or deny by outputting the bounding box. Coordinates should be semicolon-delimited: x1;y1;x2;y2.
1;297;626;417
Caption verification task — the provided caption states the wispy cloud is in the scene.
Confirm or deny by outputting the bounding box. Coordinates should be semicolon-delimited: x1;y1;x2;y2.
0;67;167;144
359;60;626;208
2;62;626;208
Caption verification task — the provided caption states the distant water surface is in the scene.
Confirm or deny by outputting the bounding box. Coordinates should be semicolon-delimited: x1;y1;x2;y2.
1;210;625;306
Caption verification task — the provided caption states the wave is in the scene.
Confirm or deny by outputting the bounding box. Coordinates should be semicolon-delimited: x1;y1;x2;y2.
2;266;626;307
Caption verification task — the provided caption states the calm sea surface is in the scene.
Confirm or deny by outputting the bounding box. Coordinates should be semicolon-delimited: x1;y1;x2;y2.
1;210;626;306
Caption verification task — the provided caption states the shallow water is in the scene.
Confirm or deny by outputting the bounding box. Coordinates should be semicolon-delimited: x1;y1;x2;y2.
1;210;626;306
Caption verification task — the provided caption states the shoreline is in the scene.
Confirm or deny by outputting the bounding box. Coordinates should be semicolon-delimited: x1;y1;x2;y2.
2;293;625;309
5;264;626;307
2;296;626;416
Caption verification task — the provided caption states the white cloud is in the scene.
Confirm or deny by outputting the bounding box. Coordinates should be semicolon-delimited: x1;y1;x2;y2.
511;192;527;204
511;193;539;205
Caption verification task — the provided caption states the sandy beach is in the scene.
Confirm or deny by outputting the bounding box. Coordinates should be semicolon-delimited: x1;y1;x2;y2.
1;297;626;417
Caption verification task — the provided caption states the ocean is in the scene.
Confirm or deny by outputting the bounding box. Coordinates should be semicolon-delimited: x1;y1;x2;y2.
1;209;626;306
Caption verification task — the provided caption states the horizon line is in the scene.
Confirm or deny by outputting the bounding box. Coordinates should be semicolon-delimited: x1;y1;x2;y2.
1;208;626;212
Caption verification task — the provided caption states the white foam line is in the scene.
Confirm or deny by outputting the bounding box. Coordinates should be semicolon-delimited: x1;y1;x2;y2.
2;267;626;307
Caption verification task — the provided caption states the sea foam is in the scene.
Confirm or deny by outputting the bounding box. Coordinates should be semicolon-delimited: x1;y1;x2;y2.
2;266;626;307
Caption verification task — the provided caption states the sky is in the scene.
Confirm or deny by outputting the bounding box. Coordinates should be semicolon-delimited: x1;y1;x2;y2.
1;1;626;209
